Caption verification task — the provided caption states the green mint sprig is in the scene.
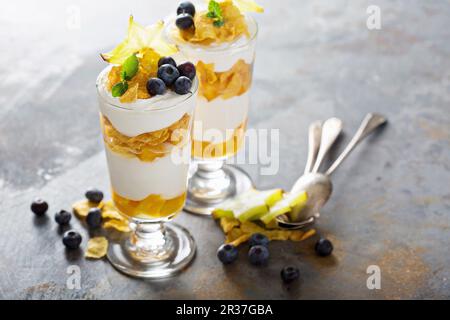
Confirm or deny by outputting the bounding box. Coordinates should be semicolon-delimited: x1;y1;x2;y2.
112;81;128;97
112;53;139;97
120;53;139;81
206;0;224;27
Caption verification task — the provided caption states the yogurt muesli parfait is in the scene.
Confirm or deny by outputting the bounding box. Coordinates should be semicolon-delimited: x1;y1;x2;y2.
96;17;197;278
165;0;263;214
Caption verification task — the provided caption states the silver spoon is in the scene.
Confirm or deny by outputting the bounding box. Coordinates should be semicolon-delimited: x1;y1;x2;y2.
312;118;343;173
286;117;342;223
277;117;342;228
277;113;387;229
304;121;322;174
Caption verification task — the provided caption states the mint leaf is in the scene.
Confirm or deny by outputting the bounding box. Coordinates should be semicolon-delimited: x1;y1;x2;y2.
120;54;139;81
207;0;224;27
112;81;128;97
208;0;221;16
213;20;224;27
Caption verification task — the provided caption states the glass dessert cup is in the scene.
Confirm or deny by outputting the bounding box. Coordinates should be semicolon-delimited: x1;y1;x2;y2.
166;15;258;215
96;67;198;278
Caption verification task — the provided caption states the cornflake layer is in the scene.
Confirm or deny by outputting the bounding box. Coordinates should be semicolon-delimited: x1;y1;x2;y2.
101;113;191;162
197;59;252;101
181;0;249;45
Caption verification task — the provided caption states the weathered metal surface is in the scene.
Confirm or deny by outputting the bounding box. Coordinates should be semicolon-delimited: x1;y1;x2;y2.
0;0;449;299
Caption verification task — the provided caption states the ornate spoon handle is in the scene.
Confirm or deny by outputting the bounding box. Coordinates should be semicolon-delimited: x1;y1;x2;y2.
326;113;387;176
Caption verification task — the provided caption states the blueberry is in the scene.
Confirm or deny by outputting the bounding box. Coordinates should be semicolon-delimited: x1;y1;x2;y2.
249;233;269;248
248;245;269;266
315;238;333;257
173;76;192;95
54;210;72;225
157;64;180;86
281;266;300;284
177;2;196;17
86;208;102;229
85;188;103;203
62;230;82;250
146;78;166;96
175;13;194;30
157;56;177;68
177;62;196;80
31;198;48;216
217;243;238;264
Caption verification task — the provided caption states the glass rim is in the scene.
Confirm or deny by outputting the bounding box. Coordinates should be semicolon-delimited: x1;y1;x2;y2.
96;66;199;113
164;14;258;53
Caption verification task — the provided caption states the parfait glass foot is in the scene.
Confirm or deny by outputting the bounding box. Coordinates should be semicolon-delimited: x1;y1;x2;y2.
185;160;253;215
107;221;196;279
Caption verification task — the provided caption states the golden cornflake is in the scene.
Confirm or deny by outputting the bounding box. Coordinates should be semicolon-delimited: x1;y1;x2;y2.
220;217;240;233
299;229;316;241
72;200;103;218
240;221;265;234
225;227;245;243
101;200;125;221
119;83;138;103
229;234;251;247
182;0;250;45
85;237;109;259
103;219;131;233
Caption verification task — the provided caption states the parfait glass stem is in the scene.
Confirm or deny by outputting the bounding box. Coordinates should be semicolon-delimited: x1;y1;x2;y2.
129;221;172;263
188;159;233;203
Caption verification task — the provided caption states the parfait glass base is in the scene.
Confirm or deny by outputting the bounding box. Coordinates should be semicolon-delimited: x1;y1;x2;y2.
185;162;253;215
107;222;196;279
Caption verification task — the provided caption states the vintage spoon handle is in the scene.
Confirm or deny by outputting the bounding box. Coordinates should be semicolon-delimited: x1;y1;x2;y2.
326;113;387;176
304;121;322;174
312;117;343;173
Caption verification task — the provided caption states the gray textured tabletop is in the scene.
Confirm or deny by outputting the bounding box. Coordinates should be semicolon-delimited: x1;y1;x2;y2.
1;0;449;299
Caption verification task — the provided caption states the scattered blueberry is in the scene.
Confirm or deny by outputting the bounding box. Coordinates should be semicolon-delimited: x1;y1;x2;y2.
157;64;180;86
146;78;167;96
85;188;103;203
86;208;102;229
31;198;49;216
62;230;82;250
173;76;192;95
158;56;177;68
281;266;300;284
217;243;238;264
176;13;194;30
54;210;72;225
248;245;269;266
249;233;269;248
315;238;333;257
177;62;196;80
177;1;196;17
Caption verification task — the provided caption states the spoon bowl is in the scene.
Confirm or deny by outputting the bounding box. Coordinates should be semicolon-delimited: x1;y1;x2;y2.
277;113;387;229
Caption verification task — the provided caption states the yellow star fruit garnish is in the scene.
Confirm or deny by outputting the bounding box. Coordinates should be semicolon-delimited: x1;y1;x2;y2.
232;0;264;13
101;16;177;65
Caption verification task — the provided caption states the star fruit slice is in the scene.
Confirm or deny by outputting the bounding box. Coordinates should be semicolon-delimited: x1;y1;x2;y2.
233;0;264;13
260;190;308;225
212;188;283;222
101;16;177;65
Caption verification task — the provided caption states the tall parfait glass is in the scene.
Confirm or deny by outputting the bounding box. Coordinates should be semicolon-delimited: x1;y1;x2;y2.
166;11;258;215
96;66;198;278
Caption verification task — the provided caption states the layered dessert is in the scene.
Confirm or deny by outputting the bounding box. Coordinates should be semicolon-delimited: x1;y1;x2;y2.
166;0;262;159
97;17;198;220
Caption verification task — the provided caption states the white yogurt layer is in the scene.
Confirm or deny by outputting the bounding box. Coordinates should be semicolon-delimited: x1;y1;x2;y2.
193;93;249;143
105;145;190;201
97;66;198;137
165;15;257;72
